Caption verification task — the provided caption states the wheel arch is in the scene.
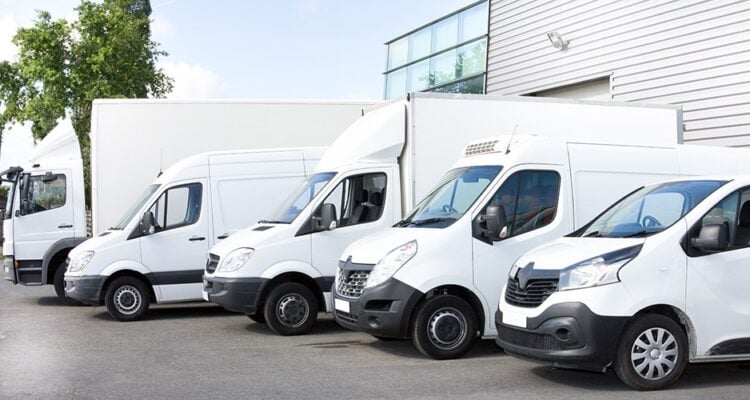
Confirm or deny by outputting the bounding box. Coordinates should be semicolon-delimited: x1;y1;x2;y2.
259;271;326;312
101;270;157;304
415;284;486;337
42;237;87;284
632;304;697;358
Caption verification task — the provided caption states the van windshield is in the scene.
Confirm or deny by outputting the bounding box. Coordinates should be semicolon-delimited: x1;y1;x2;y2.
111;184;160;230
397;166;502;229
265;172;336;224
578;180;726;238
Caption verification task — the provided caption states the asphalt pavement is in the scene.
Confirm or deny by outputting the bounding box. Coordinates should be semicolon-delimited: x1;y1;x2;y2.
1;283;749;399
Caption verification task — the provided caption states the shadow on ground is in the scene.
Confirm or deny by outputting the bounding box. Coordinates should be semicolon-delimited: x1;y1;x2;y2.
530;362;750;392
92;303;239;322
243;315;346;336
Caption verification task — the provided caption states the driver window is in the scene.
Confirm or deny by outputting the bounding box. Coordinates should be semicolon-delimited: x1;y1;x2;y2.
147;183;202;232
318;173;386;228
25;174;66;214
484;170;560;238
700;190;741;249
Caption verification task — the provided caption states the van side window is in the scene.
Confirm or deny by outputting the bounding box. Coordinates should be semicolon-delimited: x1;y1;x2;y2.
698;189;750;250
25;174;66;214
484;170;560;238
319;173;386;228
147;183;202;232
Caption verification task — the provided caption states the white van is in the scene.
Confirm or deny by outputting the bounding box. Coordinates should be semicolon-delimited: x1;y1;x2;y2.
496;176;750;390
63;147;324;321
202;93;681;336
334;138;750;360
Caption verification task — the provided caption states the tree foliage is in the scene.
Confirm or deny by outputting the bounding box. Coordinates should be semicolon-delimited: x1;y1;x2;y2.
0;0;172;204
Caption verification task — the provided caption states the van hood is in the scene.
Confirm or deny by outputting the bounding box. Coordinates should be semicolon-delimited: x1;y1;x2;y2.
68;230;127;257
342;227;445;265
515;237;646;271
209;223;295;257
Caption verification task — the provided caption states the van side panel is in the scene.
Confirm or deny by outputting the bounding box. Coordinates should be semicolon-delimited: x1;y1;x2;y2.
208;151;307;240
568;144;681;228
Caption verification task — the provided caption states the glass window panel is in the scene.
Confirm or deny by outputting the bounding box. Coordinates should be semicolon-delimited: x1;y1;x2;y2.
386;69;407;99
387;37;408;70
26;175;66;214
428;75;485;94
409;28;431;62
432;15;458;53
430;49;457;86
457;38;487;78
460;2;488;42
408;60;430;91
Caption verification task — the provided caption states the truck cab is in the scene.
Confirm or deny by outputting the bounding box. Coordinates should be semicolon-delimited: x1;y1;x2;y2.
2;120;87;304
63;148;324;321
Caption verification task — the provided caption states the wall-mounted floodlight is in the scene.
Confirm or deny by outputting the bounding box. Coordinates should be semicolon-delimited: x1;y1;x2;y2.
546;31;568;50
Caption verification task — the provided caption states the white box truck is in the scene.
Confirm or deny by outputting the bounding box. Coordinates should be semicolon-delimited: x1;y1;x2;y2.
202;93;682;336
335;136;750;359
64;147;325;321
3;100;373;303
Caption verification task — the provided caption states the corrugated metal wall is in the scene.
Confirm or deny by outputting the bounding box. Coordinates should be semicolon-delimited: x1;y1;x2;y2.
486;0;750;147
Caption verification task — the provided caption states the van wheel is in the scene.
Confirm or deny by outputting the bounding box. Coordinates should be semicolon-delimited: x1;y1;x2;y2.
53;263;83;306
411;294;477;360
104;277;150;322
248;312;266;324
263;282;318;336
613;314;688;390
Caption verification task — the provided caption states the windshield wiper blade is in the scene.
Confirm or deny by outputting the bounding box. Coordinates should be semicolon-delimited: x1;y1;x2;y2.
408;217;455;226
618;230;656;238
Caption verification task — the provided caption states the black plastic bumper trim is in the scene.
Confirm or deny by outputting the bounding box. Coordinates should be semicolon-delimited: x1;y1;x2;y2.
203;275;268;314
64;275;107;306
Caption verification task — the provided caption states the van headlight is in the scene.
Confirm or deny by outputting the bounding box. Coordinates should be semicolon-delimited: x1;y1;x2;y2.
558;245;642;291
217;248;255;272
365;241;417;288
67;251;95;273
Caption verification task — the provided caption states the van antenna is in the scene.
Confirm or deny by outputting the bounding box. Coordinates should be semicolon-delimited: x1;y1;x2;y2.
157;148;163;177
505;125;518;154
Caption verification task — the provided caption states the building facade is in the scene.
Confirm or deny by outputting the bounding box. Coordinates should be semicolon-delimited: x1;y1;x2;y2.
384;1;489;99
485;0;750;147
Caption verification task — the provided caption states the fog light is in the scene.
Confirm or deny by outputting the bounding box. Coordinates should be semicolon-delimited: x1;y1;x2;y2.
555;328;571;341
368;316;381;328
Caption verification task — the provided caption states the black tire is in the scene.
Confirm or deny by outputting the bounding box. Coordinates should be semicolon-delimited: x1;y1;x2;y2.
104;277;150;322
53;263;83;306
613;314;688;391
263;282;318;336
248;312;266;324
411;294;477;360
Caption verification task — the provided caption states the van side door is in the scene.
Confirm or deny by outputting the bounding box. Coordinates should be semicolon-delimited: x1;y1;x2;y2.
686;187;750;358
13;171;74;285
139;180;208;302
471;166;570;336
309;169;394;293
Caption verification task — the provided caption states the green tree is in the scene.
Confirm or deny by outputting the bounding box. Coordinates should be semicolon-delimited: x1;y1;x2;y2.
0;0;172;205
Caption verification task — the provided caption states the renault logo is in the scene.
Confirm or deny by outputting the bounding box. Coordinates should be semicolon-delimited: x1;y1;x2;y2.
516;262;535;290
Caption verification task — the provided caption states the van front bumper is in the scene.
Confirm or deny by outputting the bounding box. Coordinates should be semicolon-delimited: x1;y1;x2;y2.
203;275;268;314
64;275;106;306
332;278;422;339
495;302;629;372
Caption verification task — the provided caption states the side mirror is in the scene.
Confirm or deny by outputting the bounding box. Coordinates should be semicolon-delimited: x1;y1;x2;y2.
474;205;508;242
139;212;156;236
315;203;337;231
691;223;729;252
19;174;31;215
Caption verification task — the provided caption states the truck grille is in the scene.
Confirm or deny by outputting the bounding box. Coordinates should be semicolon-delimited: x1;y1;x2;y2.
205;254;220;274
505;278;558;308
497;324;561;351
336;270;370;298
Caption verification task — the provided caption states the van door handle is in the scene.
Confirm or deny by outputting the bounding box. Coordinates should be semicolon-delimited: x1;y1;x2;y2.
58;224;73;229
217;233;230;240
188;236;206;242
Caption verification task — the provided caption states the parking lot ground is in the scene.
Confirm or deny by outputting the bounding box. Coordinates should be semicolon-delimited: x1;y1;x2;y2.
2;283;750;399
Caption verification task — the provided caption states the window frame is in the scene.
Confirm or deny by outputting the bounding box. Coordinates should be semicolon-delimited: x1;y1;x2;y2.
23;173;67;215
686;186;750;257
147;182;203;234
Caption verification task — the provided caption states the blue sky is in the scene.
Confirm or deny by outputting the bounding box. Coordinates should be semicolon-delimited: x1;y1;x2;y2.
1;0;477;100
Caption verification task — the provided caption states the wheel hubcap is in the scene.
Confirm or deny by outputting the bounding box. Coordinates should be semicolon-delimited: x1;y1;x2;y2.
427;307;467;350
276;294;309;328
631;327;678;380
114;285;141;315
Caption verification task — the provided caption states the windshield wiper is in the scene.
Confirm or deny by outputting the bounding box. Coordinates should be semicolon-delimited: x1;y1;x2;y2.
258;219;287;224
406;217;455;227
618;230;659;238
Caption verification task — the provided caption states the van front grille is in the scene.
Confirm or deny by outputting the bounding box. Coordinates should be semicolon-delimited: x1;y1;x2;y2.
205;254;220;274
504;278;558;308
336;270;370;298
497;324;561;351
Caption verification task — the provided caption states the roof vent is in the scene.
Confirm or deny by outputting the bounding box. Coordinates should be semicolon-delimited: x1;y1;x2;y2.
464;139;500;156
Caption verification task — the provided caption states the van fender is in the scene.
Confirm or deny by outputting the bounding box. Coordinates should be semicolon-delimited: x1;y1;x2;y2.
41;237;88;283
99;260;161;299
259;261;331;310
